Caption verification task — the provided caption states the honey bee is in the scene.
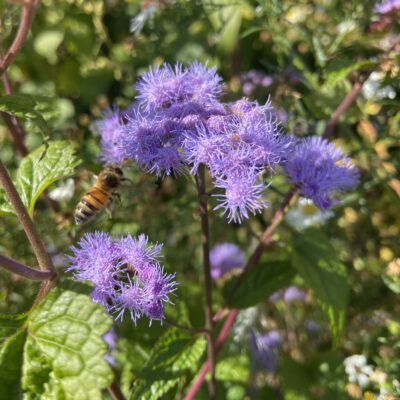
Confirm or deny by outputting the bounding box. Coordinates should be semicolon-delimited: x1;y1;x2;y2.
74;165;124;225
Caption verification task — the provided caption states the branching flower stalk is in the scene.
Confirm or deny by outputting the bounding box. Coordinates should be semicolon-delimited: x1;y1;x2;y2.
0;254;54;281
0;0;40;77
183;68;372;400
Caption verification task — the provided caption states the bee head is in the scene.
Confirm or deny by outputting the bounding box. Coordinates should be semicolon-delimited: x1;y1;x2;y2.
99;165;123;190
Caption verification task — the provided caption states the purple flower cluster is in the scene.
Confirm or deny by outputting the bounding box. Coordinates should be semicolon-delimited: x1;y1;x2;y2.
374;0;400;13
210;243;245;280
94;61;358;222
249;330;281;373
284;137;359;210
240;70;273;96
270;286;307;303
66;232;177;324
94;108;126;165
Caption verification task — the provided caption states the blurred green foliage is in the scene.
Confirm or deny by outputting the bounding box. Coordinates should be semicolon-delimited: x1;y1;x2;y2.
0;0;399;399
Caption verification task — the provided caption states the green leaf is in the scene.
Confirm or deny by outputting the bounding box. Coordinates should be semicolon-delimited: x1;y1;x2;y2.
0;313;27;345
216;355;249;384
33;30;64;64
207;0;253;54
0;140;80;216
131;329;206;400
325;60;375;90
0;94;52;137
223;261;296;309
291;229;349;343
382;274;400;294
0;330;27;400
22;283;113;400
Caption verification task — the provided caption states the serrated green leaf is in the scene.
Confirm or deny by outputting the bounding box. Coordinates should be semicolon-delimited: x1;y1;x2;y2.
291;229;348;343
0;330;27;400
22;283;113;400
0;312;28;346
0;94;52;136
131;329;206;400
0;141;80;217
130;378;179;400
216;355;249;384
223;261;296;309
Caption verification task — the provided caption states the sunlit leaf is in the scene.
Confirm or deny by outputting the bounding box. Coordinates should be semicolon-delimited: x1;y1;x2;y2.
22;282;113;400
0;141;80;217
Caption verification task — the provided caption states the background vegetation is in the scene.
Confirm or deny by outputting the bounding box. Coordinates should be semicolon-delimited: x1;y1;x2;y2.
0;1;399;399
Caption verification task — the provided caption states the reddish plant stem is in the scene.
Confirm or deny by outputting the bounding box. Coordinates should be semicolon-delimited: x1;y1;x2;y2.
184;72;371;399
1;71;29;156
0;253;55;281
107;382;126;400
324;73;371;138
0;159;56;277
184;310;239;400
0;1;40;77
195;166;217;398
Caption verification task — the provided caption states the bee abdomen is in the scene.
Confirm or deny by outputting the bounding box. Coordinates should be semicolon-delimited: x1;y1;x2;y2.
74;193;104;225
74;199;96;225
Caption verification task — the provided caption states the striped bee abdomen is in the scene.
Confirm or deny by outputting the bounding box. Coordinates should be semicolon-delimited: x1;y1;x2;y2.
74;165;123;225
74;187;110;225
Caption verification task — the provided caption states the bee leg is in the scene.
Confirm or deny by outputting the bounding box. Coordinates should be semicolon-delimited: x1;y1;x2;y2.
112;192;122;204
106;198;114;218
122;177;133;183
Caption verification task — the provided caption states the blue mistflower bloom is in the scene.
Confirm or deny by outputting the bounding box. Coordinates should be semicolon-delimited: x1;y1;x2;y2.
98;61;349;225
66;232;177;324
249;330;282;373
94;109;126;165
213;173;269;223
374;0;400;14
135;61;223;113
284;136;359;209
210;243;245;280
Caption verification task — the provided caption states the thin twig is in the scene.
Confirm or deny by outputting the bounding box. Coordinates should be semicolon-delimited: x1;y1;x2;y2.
195;165;217;398
164;318;210;335
0;160;56;277
0;253;55;281
1;70;29;156
0;1;40;77
324;73;371;138
184;310;239;400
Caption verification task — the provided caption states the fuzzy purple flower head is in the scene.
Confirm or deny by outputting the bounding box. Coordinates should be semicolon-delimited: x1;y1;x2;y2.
210;243;245;280
374;0;400;13
94;109;126;165
283;286;307;303
135;61;223;114
101;61;302;224
270;286;307;303
66;232;177;324
284;136;359;210
249;330;282;373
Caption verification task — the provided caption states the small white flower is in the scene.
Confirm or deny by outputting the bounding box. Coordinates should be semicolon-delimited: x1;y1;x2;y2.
48;178;75;202
231;307;258;344
344;354;374;389
285;198;333;231
362;72;396;100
